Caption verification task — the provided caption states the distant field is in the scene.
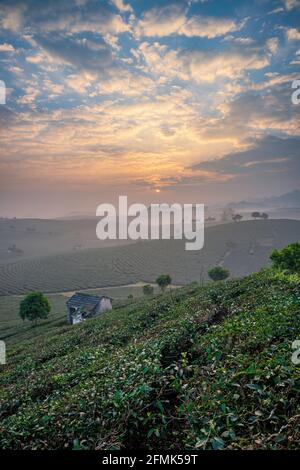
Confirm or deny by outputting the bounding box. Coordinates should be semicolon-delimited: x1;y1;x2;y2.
0;219;300;296
0;217;134;264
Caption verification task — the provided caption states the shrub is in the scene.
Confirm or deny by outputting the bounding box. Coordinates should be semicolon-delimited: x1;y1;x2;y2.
143;284;154;296
270;242;300;273
208;266;230;282
156;274;172;292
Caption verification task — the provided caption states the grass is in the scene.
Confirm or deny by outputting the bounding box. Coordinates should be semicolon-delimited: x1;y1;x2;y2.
0;268;299;449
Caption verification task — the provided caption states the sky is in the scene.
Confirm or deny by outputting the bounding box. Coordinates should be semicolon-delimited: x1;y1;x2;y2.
0;0;299;218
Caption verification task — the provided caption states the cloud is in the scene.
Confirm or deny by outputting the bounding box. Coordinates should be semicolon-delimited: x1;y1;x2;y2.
192;135;300;177
135;4;239;39
135;4;186;37
266;37;279;55
17;86;40;105
8;65;23;74
251;72;299;90
110;0;133;13
283;0;300;10
95;70;156;96
33;35;114;75
286;27;300;41
223;36;255;45
0;3;24;31
187;48;269;82
180;15;238;38
0;43;15;52
200;83;300;141
139;42;270;83
0;0;129;35
0;105;17;128
66;72;95;94
25;54;44;64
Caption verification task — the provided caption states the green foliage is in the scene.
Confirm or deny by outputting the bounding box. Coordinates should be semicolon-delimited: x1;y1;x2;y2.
19;292;51;325
270;242;300;273
143;284;154;296
156;274;172;291
208;266;230;282
1;267;300;450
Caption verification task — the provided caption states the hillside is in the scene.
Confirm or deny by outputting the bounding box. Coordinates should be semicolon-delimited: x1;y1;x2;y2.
0;218;133;264
1;219;300;295
0;268;300;449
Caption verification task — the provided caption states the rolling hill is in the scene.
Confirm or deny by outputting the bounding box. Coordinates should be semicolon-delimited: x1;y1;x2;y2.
0;219;300;295
0;267;299;449
0;218;133;264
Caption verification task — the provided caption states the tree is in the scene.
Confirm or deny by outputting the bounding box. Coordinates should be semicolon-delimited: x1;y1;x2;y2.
232;214;243;222
19;292;51;326
208;266;230;282
143;284;154;296
270;242;300;273
156;274;172;292
261;212;269;220
251;211;261;219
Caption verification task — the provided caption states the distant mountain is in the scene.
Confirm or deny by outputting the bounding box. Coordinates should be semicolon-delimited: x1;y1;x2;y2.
227;190;300;210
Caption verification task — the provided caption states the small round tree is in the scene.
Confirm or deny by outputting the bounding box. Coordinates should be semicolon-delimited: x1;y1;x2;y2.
143;284;154;296
19;292;51;326
232;214;243;222
156;274;172;292
208;266;230;282
270;242;300;273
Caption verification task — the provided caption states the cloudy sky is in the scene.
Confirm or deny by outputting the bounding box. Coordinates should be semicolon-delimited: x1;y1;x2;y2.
0;0;299;217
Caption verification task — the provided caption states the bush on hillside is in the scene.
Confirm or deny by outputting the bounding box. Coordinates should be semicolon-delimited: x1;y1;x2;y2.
143;284;154;296
156;274;172;292
208;266;230;282
270;242;300;273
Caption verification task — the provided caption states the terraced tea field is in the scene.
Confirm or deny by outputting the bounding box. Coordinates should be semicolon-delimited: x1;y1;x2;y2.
0;217;133;264
0;219;300;296
1;268;300;449
0;284;163;346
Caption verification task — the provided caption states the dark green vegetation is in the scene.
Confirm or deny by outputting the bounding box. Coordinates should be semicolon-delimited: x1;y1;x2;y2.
208;266;230;282
1;219;300;295
0;267;300;449
19;292;51;325
143;285;154;296
271;242;300;274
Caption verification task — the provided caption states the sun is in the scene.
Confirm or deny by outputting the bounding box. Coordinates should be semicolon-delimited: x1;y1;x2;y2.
155;188;161;193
